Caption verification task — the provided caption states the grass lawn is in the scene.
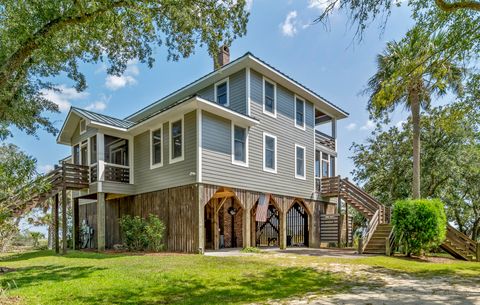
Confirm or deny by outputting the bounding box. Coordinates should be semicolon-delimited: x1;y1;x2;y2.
0;250;479;304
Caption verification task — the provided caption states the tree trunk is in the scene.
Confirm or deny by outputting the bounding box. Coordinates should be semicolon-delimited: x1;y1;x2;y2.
411;92;421;199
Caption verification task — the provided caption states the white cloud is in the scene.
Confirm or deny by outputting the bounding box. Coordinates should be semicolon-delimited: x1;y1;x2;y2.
280;11;298;37
245;0;253;11
38;164;54;174
105;61;139;90
345;123;357;131
85;95;110;112
360;120;375;130
40;85;89;112
308;0;339;11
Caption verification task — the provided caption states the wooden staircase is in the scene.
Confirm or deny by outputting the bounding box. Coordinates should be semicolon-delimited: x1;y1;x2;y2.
320;177;479;261
440;225;479;261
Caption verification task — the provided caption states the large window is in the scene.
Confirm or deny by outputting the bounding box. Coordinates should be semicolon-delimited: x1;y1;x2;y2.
151;127;163;168
263;133;277;173
232;125;247;166
295;96;305;129
170;118;184;163
73;144;80;165
215;79;229;106
80;140;88;166
90;135;97;164
330;156;336;177
263;78;276;117
295;145;306;179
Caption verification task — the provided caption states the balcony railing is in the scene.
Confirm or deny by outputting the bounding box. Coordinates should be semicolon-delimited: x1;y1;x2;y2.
104;163;130;183
90;164;98;183
315;131;335;151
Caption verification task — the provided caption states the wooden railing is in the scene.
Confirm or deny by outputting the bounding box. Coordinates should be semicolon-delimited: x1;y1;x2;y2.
90;164;98;183
54;163;90;189
315;131;336;151
104;163;130;183
445;224;479;261
385;225;398;256
358;209;380;254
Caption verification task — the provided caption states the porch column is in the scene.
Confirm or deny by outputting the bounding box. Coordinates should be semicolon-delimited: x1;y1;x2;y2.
61;186;68;254
279;210;287;250
97;133;105;182
213;198;219;250
197;184;205;253
243;207;251;248
72;197;80;250
97;192;106;251
54;194;59;254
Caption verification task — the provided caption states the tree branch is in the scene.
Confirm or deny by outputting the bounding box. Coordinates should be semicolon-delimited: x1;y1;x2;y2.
435;0;480;12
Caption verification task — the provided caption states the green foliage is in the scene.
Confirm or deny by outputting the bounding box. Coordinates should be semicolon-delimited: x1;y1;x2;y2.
392;199;447;255
0;0;249;139
119;214;165;252
28;232;44;248
241;247;263;253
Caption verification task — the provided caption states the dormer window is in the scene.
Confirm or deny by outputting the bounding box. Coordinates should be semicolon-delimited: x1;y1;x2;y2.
215;78;229;106
79;119;86;134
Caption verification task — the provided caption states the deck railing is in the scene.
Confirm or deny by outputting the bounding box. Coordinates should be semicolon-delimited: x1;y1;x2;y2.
104;163;130;183
359;209;380;254
315;131;336;151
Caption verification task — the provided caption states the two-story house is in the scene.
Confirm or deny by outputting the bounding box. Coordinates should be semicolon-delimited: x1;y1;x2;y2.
56;48;348;253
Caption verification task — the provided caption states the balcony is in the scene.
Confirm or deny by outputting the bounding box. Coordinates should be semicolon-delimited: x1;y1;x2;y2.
315;130;335;151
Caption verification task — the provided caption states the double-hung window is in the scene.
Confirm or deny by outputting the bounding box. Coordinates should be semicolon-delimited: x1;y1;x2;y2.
263;133;277;173
263;78;276;117
151;127;163;168
295;96;305;129
215;79;229;106
322;152;329;177
232;124;248;166
90;135;97;164
79;119;86;134
170;118;184;163
295;144;306;179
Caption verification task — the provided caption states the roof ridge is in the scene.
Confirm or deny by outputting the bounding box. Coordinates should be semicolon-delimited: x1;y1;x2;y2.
72;106;134;123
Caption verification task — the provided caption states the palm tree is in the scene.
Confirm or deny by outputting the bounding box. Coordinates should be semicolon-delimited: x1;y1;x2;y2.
366;27;463;199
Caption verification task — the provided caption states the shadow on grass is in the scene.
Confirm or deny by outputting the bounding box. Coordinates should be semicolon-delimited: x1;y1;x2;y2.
73;266;354;305
0;250;126;262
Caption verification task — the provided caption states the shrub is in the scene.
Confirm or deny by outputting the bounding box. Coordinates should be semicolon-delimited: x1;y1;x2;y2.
119;214;165;252
392;198;447;256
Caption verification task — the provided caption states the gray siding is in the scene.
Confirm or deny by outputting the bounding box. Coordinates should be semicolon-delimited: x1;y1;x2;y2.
71;124;97;145
133;110;197;194
201;69;316;199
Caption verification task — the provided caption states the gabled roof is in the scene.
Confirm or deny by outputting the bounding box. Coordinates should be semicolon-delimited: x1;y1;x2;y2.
125;52;349;123
72;107;135;129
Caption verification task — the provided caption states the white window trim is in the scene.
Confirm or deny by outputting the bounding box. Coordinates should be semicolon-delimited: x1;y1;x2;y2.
169;115;185;164
214;77;230;107
295;144;306;180
321;151;330;178
79;119;86;135
262;76;277;118
150;124;164;169
231;122;249;167
263;132;277;173
294;95;306;131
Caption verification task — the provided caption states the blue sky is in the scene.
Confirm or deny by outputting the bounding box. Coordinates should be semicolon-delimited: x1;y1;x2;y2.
10;0;415;179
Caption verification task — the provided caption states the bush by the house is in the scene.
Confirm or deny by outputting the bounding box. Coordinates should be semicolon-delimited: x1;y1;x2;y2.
119;214;165;252
392;198;447;256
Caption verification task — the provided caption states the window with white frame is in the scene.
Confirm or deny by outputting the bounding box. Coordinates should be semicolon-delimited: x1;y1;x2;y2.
90;135;97;164
170;118;183;162
79;119;86;134
322;152;329;177
73;144;80;165
295;96;305;129
295;145;306;179
263;133;277;173
232;125;247;165
263;78;276;116
330;156;336;177
215;79;229;106
151;127;163;167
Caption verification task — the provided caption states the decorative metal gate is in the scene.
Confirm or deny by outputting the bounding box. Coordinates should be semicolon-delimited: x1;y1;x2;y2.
255;205;280;247
286;202;309;247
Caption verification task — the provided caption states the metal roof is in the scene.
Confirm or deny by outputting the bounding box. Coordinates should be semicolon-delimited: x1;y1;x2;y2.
72;107;135;129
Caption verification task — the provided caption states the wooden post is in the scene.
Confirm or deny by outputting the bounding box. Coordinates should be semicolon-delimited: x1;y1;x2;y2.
72;198;79;250
280;210;287;250
385;237;390;256
213;198;219;250
197;184;205;254
97;192;106;251
476;243;480;262
61;189;68;254
345;201;349;247
243;206;251;248
54;194;59;254
358;238;363;254
337;177;342;248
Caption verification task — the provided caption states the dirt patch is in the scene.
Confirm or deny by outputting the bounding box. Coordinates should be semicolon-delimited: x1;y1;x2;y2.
0;267;15;274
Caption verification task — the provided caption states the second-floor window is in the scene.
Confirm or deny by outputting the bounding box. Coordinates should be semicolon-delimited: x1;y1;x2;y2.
295;96;305;129
295;145;306;179
322;152;329;177
263;133;277;173
232;125;248;166
170;118;184;163
79;119;86;134
263;78;276;117
151;127;163;167
215;79;229;106
90;135;97;164
73;144;80;165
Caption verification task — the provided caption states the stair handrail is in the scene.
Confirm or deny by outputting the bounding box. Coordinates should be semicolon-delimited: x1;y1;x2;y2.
340;179;381;216
386;225;397;256
359;209;380;254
